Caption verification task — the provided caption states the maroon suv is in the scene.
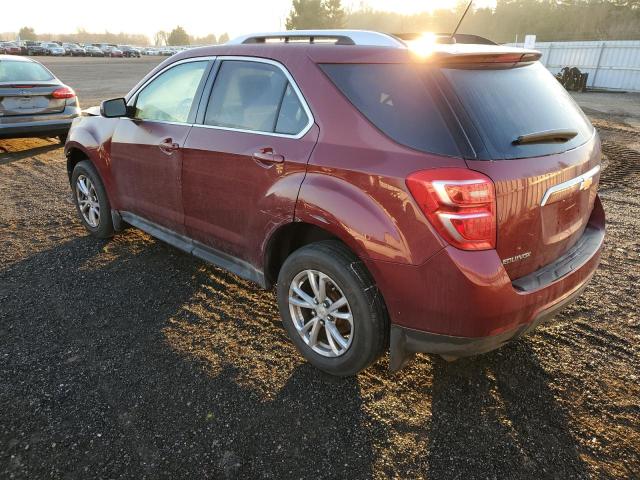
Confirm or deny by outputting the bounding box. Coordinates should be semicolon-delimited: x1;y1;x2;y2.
64;30;605;376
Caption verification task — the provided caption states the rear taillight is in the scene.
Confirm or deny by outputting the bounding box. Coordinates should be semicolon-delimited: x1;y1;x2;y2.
406;168;496;251
51;86;75;99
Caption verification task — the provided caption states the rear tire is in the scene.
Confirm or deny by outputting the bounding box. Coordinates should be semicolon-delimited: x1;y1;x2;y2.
276;240;388;376
71;160;114;239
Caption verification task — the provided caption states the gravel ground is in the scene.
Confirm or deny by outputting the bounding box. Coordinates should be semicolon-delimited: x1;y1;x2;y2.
0;58;639;478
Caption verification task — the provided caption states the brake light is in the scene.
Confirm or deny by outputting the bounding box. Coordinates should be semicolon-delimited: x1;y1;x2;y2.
52;86;75;99
406;168;496;250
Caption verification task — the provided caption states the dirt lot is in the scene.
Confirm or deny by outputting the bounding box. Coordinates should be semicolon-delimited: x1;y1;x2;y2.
1;58;639;479
37;56;165;107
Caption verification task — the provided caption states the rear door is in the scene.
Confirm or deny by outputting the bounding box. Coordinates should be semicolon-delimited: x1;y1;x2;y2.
110;59;211;235
182;58;318;266
439;62;599;279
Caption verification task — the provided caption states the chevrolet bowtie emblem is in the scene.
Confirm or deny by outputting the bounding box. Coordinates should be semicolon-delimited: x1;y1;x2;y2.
580;176;593;191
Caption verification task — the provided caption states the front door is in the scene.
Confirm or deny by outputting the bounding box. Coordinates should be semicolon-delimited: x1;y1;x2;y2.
110;59;210;234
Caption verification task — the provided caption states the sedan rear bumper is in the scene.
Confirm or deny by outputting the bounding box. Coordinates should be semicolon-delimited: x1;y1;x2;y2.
0;108;80;139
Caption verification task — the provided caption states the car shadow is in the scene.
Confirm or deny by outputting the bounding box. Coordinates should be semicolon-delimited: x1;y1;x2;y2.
0;138;61;166
0;231;588;479
425;343;589;478
0;234;374;479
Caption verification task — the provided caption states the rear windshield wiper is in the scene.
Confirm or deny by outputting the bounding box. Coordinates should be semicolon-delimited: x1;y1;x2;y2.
513;129;578;145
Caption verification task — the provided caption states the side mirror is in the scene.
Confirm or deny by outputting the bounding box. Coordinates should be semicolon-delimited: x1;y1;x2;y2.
100;98;129;118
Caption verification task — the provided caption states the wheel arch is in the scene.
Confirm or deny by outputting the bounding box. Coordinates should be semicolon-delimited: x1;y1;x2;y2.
264;221;345;288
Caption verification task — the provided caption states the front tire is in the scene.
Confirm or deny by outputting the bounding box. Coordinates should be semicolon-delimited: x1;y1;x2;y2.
71;160;114;239
276;241;388;376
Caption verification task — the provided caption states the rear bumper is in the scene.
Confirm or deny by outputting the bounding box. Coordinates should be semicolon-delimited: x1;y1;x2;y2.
0;108;80;139
389;272;592;370
367;195;605;370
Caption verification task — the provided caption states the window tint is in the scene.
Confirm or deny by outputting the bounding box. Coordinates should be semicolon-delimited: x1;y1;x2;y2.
275;84;309;135
440;62;594;159
205;61;298;133
0;61;54;82
320;64;461;157
134;61;207;123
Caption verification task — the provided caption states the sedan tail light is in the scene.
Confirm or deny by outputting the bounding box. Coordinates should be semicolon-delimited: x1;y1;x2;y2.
51;86;76;99
406;168;496;250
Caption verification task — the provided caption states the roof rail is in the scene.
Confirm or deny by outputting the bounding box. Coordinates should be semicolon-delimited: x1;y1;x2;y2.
227;30;406;48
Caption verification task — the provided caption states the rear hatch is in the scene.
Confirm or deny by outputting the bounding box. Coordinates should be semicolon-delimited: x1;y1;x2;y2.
0;58;65;117
438;59;599;279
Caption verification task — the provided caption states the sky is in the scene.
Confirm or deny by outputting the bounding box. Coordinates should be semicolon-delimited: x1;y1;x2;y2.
0;0;497;40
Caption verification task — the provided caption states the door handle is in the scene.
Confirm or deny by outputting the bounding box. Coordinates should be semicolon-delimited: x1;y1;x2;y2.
158;138;180;155
253;147;284;165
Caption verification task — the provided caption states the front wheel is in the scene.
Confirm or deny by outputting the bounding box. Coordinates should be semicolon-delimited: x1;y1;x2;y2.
276;241;388;376
71;160;114;238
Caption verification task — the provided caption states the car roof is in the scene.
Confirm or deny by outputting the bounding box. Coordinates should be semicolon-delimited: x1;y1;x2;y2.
0;54;37;63
169;41;539;66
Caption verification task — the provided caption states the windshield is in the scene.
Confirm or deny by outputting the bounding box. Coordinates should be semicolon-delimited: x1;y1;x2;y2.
0;60;54;82
440;62;594;159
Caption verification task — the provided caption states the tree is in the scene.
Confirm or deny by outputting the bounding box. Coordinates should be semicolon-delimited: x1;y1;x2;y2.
285;0;346;30
154;30;168;46
218;32;230;44
324;0;345;28
286;0;326;29
191;33;217;45
167;26;190;46
18;26;37;41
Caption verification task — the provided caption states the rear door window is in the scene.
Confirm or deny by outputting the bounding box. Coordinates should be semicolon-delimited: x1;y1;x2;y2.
440;62;594;159
320;63;462;157
204;60;309;136
275;84;309;135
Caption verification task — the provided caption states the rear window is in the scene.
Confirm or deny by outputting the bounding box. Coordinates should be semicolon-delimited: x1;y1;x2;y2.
440;62;594;159
0;60;54;83
320;64;462;157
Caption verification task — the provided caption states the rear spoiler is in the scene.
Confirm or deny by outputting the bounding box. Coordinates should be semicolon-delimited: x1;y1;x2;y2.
432;51;541;66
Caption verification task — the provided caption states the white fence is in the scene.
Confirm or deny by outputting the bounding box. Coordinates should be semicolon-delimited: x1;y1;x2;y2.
507;40;640;92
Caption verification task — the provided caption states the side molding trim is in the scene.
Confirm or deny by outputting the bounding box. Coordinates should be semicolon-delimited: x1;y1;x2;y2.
119;211;266;287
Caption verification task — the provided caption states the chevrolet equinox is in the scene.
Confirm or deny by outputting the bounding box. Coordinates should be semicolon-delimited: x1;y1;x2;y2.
64;30;605;376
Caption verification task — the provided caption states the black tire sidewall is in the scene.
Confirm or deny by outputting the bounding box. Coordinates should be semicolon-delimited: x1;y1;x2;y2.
71;161;114;238
277;243;384;376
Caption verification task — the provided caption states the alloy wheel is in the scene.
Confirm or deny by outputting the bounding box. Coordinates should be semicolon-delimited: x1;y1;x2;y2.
75;174;100;228
288;269;354;357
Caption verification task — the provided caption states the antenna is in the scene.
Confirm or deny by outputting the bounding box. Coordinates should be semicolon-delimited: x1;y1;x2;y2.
451;0;474;39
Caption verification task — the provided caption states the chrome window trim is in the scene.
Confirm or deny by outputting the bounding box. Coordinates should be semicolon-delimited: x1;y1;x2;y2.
126;56;216;125
540;165;601;206
192;55;315;140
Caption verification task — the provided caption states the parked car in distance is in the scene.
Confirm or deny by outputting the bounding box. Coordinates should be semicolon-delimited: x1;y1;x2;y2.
84;45;105;57
100;45;123;57
25;41;47;56
41;42;66;56
118;45;141;58
64;30;605;376
0;42;22;55
0;55;80;142
62;43;86;56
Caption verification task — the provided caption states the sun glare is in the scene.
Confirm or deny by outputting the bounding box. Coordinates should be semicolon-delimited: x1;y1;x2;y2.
407;32;438;57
